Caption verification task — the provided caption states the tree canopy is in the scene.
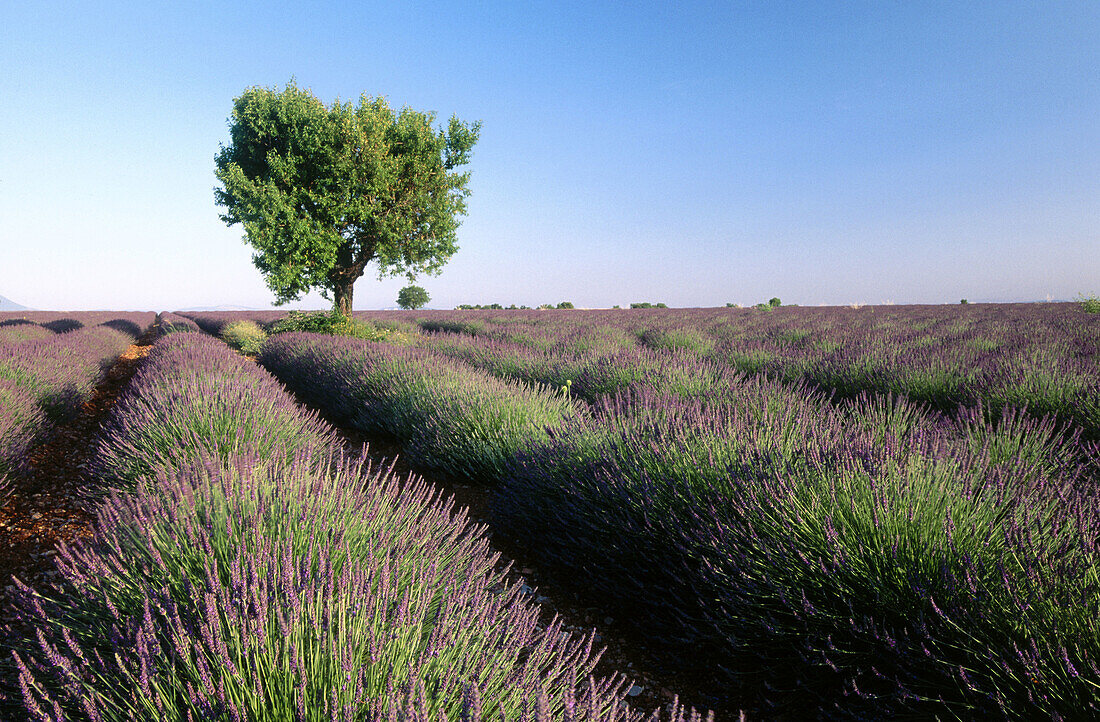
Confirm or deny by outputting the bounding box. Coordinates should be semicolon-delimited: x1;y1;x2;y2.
396;285;430;310
214;81;480;315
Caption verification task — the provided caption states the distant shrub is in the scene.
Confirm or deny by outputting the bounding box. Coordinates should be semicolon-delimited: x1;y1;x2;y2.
220;320;267;354
1080;294;1100;314
556;301;574;309
629;302;666;309
267;311;393;342
418;319;485;336
961;299;969;305
769;297;782;307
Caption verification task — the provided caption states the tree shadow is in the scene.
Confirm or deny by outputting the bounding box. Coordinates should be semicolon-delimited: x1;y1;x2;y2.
99;319;142;338
41;319;84;334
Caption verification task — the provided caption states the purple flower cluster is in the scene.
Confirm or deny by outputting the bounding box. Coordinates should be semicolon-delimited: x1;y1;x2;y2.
359;304;1100;440
275;306;1100;717
158;313;201;336
0;313;153;475
94;332;338;486
260;333;579;483
0;377;43;477
0;321;54;347
13;331;695;720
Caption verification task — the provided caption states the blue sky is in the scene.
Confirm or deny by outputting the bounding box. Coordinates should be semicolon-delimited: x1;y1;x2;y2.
1;1;1097;310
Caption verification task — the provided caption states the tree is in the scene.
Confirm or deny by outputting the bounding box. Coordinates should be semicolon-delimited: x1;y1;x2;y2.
214;81;480;316
397;285;430;310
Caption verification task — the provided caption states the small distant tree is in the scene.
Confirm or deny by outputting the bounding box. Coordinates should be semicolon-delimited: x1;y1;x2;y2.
960;299;969;305
768;297;782;308
556;301;574;309
214;80;480;317
397;285;430;310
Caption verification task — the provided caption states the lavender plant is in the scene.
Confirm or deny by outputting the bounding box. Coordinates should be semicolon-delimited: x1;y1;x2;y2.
157;313;200;336
95;333;338;486
494;384;1100;717
0;379;43;475
0;323;54;347
13;329;688;721
0;317;150;476
16;453;627;720
260;334;580;483
375;304;1100;441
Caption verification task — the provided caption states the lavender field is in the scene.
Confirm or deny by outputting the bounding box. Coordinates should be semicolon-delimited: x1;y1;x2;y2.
3;304;1099;719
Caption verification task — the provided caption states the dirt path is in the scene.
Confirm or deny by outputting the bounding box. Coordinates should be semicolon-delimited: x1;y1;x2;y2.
0;324;156;715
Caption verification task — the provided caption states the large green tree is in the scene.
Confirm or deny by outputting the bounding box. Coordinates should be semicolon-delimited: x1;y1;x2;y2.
214;81;480;316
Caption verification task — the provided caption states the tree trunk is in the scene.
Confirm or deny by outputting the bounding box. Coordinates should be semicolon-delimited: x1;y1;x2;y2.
333;282;354;317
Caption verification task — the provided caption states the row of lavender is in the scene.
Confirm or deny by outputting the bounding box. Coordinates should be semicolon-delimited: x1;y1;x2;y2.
258;329;1100;718
13;331;703;721
0;312;153;343
0;312;154;478
351;304;1100;441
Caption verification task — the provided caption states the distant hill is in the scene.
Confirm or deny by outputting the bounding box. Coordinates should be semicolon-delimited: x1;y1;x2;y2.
0;294;29;311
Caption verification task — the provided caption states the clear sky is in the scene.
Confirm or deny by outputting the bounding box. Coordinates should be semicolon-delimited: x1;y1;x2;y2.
2;1;1097;310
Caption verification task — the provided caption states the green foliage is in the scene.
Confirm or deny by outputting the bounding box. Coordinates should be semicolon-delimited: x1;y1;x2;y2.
396;285;430;310
629;302;666;308
220;320;267;354
961;299;969;304
1079;294;1100;314
769;297;782;307
640;327;714;355
452;302;533;310
214;80;480;315
556;301;574;309
267;311;394;342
